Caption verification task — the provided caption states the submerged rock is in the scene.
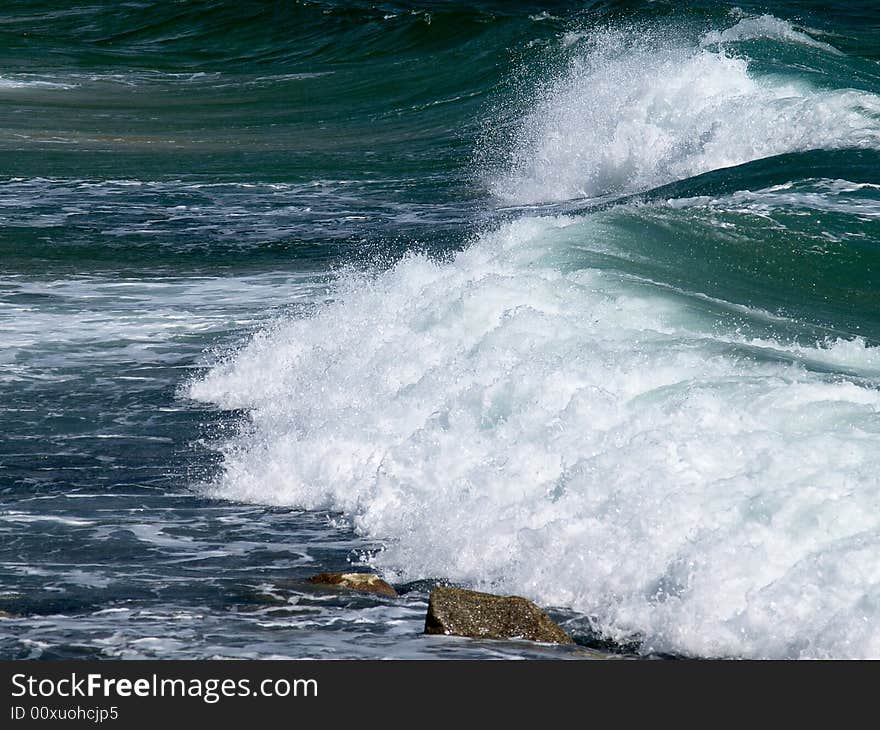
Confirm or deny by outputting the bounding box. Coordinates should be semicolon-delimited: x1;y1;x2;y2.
307;572;398;598
0;610;17;619
425;587;573;644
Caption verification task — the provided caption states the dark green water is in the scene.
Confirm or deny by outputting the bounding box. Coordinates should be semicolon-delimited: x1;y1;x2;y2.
2;1;880;659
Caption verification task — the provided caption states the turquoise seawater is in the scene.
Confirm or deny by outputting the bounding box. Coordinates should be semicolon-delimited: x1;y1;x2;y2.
2;1;880;659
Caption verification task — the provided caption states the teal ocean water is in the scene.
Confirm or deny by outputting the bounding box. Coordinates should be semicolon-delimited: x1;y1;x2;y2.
2;1;880;659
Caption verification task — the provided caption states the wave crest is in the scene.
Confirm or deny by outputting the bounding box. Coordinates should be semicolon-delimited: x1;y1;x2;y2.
190;213;880;659
492;19;880;204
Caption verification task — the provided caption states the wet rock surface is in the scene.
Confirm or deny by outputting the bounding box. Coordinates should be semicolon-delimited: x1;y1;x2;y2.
425;587;573;644
307;572;398;597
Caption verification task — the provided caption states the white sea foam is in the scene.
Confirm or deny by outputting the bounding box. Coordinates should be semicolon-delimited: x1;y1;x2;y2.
0;75;77;90
0;273;326;374
669;179;880;220
190;212;880;659
494;23;880;204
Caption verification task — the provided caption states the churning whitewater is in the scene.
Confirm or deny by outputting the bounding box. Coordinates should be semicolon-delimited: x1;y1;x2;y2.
496;17;880;204
189;14;880;659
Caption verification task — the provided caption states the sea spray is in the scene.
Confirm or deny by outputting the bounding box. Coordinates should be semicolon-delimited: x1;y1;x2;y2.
493;21;880;204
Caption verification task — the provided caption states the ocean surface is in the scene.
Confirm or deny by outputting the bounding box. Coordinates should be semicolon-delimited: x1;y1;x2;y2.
2;0;880;660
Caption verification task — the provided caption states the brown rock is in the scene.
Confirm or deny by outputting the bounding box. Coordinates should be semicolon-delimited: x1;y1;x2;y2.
0;611;17;619
425;586;573;644
307;572;398;598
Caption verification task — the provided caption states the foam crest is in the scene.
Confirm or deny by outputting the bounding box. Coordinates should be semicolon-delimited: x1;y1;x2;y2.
493;22;880;204
190;215;880;658
701;14;843;55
